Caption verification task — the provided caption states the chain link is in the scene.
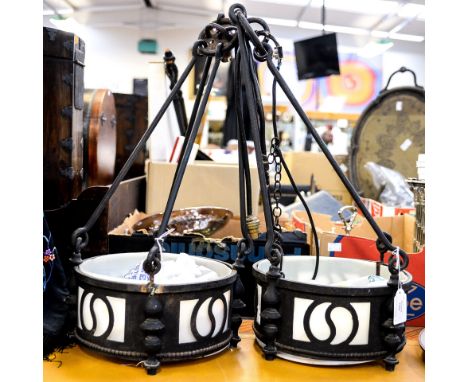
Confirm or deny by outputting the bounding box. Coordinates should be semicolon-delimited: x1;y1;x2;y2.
268;138;282;232
142;246;162;293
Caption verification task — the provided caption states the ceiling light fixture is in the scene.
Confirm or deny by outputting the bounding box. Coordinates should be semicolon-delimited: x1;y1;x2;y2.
388;32;424;42
43;8;73;16
297;21;323;30
157;3;213;17
397;3;425;18
262;17;298;28
322;0;399;15
43;0;74;16
250;0;312;6
358;39;394;58
251;0;425;18
371;30;390;38
267;16;424;43
324;24;369;36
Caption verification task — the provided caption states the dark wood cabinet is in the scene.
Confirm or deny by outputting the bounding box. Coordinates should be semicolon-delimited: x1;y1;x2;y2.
43;26;85;210
113;93;148;178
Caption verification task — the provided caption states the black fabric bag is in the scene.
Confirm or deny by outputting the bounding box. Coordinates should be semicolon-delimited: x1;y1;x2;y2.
43;215;73;358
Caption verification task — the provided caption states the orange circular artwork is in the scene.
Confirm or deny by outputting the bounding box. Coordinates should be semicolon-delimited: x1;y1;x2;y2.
326;60;376;106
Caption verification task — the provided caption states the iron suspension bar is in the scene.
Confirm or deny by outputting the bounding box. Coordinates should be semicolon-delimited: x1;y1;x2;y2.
156;48;222;236
231;8;407;270
234;49;254;242
177;56;212;164
171;56;213;200
279;152;320;279
70;56;197;261
270;56;320;279
236;51;254;217
265;55;407;260
235;16;276;258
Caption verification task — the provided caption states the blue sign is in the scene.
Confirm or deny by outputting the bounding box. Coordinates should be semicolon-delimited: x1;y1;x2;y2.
407;282;425;320
162;241;303;263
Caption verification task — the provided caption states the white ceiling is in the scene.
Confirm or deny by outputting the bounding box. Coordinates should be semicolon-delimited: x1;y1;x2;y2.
43;0;425;54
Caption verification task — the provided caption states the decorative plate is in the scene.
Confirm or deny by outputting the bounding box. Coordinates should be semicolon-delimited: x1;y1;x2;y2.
132;207;233;237
419;328;425;351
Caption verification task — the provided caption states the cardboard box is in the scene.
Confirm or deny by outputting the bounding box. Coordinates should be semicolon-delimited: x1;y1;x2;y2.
359;197;416;217
281;151;353;205
292;211;415;252
322;214;416;255
291;210;425;327
146;161;261;217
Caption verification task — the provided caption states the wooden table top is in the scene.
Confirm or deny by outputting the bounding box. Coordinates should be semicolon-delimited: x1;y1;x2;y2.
43;321;425;382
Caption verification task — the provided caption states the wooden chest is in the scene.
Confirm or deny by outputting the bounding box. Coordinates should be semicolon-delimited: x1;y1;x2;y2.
43;26;85;210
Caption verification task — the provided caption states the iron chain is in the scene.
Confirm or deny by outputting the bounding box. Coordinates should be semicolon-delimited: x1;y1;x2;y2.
268;138;282;232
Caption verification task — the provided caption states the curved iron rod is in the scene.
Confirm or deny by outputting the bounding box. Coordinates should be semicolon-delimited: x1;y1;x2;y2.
71;57;197;251
170;56;213;203
156;49;222;236
248;44;267;160
235;52;254;217
234;50;254;241
270;60;320;279
265;55;404;255
178;56;212;162
236;103;252;242
236;16;276;255
237;14;267;56
279;152;320;279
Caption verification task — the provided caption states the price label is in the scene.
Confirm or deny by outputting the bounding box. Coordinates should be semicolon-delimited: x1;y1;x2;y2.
400;138;412;151
328;242;342;252
393;288;407;325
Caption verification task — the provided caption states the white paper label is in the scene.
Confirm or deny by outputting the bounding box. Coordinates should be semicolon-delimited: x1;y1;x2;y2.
328;242;342;252
396;101;403;111
382;206;396;217
400;138;412;151
393;288;407;325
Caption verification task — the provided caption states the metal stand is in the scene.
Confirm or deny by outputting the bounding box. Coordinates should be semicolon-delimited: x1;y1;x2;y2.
163;49;189;135
70;3;410;374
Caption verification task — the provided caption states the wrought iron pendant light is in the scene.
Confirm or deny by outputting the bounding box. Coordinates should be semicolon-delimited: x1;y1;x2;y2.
68;3;411;375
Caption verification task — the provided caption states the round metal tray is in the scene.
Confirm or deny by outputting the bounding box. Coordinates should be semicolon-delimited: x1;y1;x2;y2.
349;86;425;199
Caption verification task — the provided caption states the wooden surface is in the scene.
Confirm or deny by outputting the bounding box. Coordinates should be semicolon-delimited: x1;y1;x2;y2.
44;321;424;382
